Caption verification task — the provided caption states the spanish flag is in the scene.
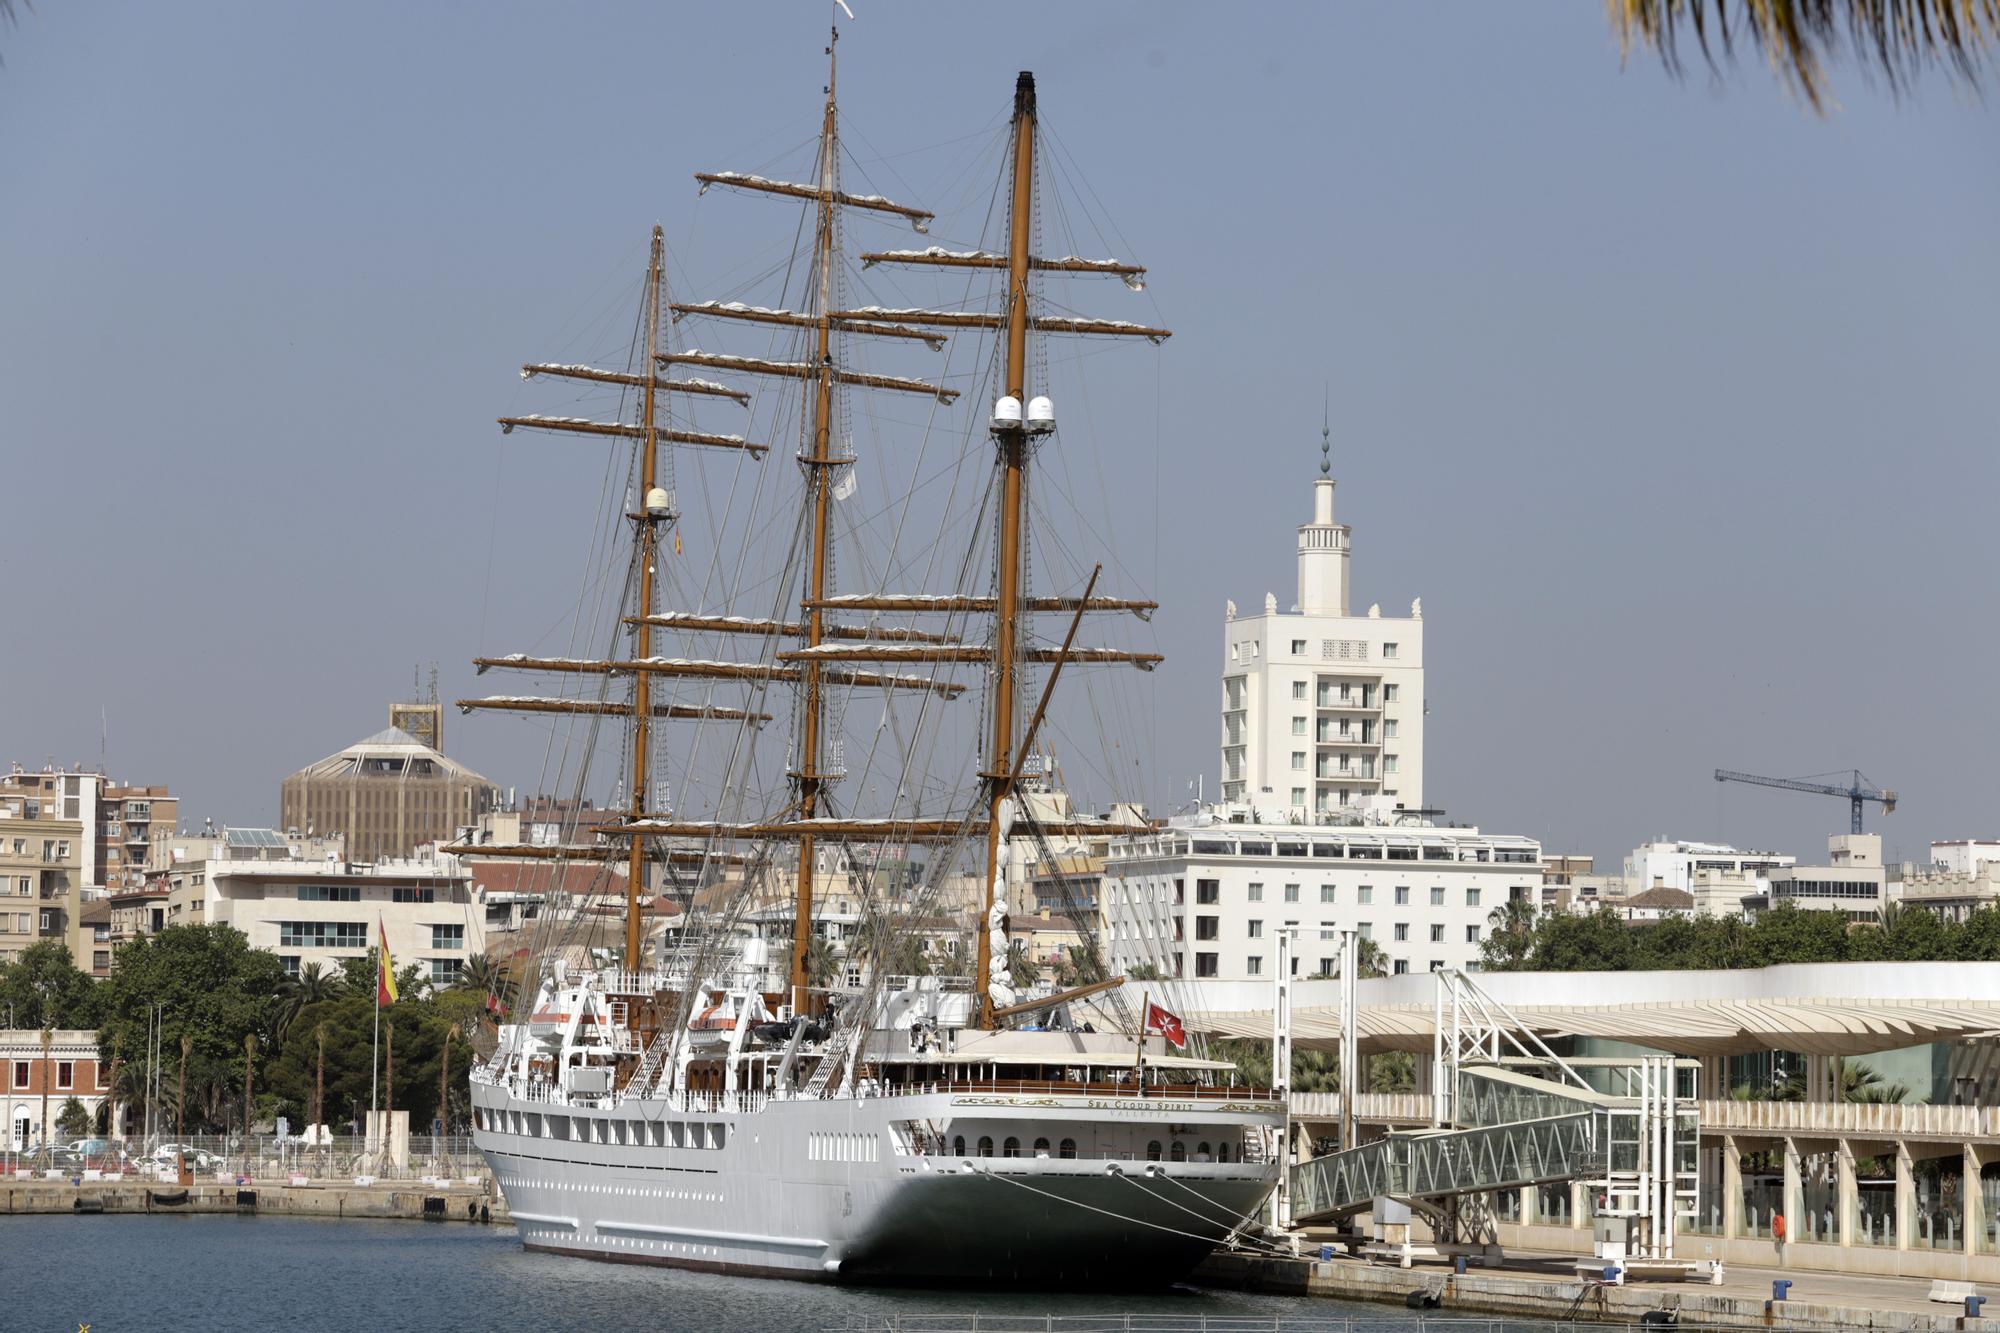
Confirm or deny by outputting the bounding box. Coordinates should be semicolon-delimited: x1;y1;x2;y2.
377;916;399;1006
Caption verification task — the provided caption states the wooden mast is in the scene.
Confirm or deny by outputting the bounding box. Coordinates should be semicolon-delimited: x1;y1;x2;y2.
626;225;666;971
975;71;1038;1028
790;29;840;1016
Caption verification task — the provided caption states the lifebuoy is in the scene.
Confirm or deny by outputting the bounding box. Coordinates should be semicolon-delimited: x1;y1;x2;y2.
1772;1214;1787;1241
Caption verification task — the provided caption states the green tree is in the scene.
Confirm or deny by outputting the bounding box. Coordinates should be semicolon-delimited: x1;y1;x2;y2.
0;941;100;1029
1481;900;1538;971
1835;1056;1912;1105
276;962;342;1043
1956;905;2000;960
1740;902;1851;966
1050;948;1105;989
1126;961;1167;982
1211;1038;1342;1093
1369;1051;1418;1094
803;934;841;989
1005;939;1040;990
56;1096;91;1140
95;925;289;1133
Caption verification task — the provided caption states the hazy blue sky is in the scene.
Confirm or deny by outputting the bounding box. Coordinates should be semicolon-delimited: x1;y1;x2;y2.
3;3;1994;869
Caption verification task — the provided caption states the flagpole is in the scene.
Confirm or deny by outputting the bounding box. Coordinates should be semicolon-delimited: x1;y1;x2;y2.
371;914;382;1131
1134;988;1147;1092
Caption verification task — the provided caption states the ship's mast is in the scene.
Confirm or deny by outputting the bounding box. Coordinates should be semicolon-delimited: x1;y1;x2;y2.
627;225;666;969
791;30;841;1016
974;71;1039;1027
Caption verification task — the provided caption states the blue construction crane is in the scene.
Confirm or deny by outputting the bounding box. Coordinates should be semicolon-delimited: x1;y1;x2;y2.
1713;768;1898;835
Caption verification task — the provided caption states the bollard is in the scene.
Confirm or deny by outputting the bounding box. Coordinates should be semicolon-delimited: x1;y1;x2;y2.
1772;1279;1792;1302
1967;1296;1986;1319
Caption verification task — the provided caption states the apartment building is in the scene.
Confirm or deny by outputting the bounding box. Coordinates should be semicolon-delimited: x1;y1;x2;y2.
0;774;87;966
1101;815;1541;982
1220;436;1425;821
158;828;482;983
95;783;176;894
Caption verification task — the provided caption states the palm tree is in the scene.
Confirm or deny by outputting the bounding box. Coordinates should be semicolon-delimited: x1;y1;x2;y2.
1005;938;1041;991
456;955;502;995
103;1041;124;1143
1350;936;1390;981
1606;0;1999;111
175;1034;191;1143
241;1033;258;1171
276;963;340;1045
312;1022;329;1139
1835;1056;1911;1105
437;1022;461;1144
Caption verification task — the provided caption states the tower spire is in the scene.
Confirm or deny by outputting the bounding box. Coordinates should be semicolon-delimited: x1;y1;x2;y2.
1298;405;1349;616
1320;388;1331;476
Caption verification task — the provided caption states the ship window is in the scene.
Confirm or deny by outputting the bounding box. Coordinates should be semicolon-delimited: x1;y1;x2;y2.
688;1123;706;1149
953;1135;966;1157
977;1136;994;1158
1059;1138;1077;1159
1033;1137;1051;1157
1198;1141;1212;1160
1003;1137;1021;1158
1218;1142;1231;1164
648;1122;664;1148
1170;1141;1187;1162
1146;1140;1163;1161
711;1124;726;1150
670;1122;686;1148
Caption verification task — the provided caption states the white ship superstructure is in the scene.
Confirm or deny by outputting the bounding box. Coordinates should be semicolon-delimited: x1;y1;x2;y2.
458;33;1284;1288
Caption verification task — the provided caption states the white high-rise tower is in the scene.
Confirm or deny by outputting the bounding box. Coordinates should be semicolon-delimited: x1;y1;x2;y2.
1219;422;1425;820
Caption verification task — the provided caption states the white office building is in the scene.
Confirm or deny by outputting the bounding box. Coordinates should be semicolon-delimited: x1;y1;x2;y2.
1765;834;1888;920
1101;816;1541;983
1624;840;1795;899
1220;435;1425;821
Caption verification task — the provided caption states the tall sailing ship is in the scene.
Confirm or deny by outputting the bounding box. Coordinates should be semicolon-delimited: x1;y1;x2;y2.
459;38;1284;1285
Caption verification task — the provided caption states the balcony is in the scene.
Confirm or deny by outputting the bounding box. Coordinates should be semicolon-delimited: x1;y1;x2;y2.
1317;733;1380;748
1316;696;1379;712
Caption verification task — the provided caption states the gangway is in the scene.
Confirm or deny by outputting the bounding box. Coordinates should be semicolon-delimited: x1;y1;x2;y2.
1285;970;1700;1276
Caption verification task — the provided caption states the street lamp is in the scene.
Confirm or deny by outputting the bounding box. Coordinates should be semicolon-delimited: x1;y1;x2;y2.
38;1027;53;1171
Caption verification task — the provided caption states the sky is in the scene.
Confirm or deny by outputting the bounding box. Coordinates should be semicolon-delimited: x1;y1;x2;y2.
2;3;1994;870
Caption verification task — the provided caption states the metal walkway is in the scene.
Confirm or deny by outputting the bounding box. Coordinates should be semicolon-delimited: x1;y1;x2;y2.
1285;970;1698;1232
1288;1067;1608;1224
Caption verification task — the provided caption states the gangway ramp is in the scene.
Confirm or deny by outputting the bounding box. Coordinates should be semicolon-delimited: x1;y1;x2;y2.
1289;1066;1611;1224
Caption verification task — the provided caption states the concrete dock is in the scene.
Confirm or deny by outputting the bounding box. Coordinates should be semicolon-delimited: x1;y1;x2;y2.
1200;1247;2000;1331
0;1176;508;1225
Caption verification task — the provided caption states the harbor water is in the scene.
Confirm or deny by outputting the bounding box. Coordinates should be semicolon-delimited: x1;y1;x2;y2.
3;1215;1379;1332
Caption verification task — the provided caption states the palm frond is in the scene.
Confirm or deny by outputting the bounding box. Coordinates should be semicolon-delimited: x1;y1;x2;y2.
1608;0;2000;108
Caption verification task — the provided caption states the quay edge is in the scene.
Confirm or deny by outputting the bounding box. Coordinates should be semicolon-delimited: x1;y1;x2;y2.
0;1178;507;1225
1195;1251;2000;1333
